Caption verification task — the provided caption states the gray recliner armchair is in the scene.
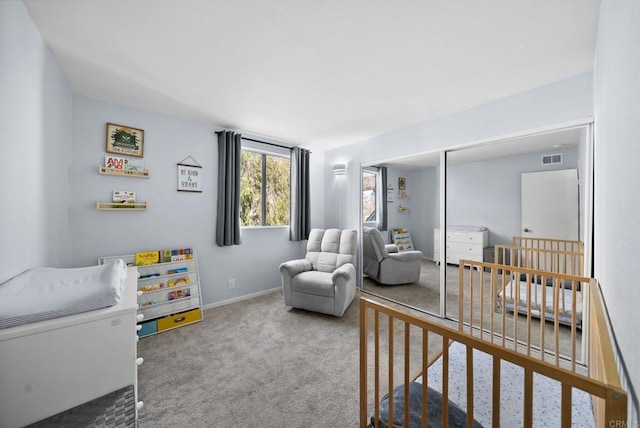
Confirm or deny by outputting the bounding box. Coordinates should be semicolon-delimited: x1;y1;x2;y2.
363;227;423;285
280;228;357;317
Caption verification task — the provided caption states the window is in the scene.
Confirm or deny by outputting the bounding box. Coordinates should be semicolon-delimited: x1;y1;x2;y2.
362;169;378;223
240;147;290;227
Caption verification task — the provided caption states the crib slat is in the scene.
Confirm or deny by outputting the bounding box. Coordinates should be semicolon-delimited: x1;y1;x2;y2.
480;268;485;342
554;280;560;366
359;299;368;428
540;273;546;364
526;273;532;357
388;316;394;426
374;312;380;427
466;345;474;428
459;264;465;334
404;322;410;428
442;336;449;428
469;266;474;337
571;281;577;372
492;356;501;428
422;330;428;428
524;369;533;428
561;383;572;428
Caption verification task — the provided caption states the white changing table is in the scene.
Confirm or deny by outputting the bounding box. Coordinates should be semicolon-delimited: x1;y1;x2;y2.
0;267;141;428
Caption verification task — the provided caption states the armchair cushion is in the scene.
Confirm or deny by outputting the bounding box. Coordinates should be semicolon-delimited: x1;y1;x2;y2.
290;271;335;298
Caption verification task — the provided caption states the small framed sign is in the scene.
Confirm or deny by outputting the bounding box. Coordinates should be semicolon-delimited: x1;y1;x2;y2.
177;156;202;192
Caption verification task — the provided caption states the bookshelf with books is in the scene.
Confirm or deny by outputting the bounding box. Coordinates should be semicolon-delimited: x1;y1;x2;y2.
99;248;202;337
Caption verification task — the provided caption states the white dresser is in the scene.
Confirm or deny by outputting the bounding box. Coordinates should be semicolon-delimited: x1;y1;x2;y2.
434;226;489;266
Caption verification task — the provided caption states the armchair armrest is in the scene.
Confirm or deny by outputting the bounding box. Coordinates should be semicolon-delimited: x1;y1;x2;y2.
385;244;399;253
279;259;312;277
388;250;423;262
332;263;356;283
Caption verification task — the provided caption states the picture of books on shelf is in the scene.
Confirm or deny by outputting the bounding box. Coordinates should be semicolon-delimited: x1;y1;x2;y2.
113;190;136;204
168;288;191;301
105;155;145;171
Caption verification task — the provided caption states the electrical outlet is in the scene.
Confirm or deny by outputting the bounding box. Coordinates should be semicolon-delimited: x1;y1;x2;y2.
228;279;236;290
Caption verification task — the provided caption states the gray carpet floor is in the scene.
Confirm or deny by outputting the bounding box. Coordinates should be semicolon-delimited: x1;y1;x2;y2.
137;265;581;427
137;290;439;428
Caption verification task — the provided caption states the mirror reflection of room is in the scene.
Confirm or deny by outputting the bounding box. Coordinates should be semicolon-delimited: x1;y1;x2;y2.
361;154;441;315
360;126;589;320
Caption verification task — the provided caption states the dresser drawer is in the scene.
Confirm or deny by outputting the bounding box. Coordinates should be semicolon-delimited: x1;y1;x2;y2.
157;308;202;332
446;231;486;244
446;241;484;255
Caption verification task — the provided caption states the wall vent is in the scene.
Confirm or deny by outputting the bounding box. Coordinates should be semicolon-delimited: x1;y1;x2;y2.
541;153;563;165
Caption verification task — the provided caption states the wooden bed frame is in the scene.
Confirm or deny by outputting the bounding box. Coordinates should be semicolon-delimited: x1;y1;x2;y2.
360;261;627;427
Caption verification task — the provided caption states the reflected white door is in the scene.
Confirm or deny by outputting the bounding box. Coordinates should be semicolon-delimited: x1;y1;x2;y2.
521;169;579;240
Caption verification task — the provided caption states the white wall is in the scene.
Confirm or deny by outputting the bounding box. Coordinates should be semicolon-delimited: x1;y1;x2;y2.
594;0;640;420
0;2;72;282
447;148;579;246
70;96;321;306
323;72;594;233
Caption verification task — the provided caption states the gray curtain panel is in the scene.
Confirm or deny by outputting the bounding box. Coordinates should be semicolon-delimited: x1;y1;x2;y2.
290;146;311;241
379;166;388;231
216;131;242;246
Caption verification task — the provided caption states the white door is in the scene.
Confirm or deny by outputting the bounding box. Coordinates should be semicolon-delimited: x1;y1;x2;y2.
521;169;579;240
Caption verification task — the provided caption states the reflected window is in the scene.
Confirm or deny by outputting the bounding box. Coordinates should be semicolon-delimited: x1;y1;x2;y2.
362;169;377;224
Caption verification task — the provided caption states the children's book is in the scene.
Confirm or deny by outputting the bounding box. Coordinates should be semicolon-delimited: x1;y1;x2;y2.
135;251;160;266
113;191;136;203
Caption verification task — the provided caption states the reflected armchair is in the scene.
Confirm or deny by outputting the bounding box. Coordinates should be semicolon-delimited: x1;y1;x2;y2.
363;227;423;285
280;228;357;317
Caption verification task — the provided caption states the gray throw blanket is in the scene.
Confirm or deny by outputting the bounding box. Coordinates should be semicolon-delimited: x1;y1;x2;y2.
372;381;484;428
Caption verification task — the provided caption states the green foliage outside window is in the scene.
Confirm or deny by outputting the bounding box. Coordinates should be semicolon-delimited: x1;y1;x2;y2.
240;151;290;226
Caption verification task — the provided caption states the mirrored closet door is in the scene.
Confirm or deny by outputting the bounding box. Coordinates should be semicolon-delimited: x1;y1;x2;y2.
359;123;593;321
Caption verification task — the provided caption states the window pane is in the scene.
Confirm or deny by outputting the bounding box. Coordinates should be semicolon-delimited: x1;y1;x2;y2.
363;171;377;222
240;151;263;226
265;155;290;226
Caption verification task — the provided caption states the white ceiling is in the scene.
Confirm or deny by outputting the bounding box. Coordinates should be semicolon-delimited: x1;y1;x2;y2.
24;0;600;152
383;127;584;169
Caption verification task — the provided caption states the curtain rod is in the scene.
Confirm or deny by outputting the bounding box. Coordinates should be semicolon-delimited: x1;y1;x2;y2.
241;137;293;150
215;131;310;152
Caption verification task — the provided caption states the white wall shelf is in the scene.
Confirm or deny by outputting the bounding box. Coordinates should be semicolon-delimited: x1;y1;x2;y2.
99;166;150;178
97;202;148;210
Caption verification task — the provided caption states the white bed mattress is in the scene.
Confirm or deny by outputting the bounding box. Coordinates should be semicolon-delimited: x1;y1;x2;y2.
423;341;593;427
0;260;127;329
499;278;583;322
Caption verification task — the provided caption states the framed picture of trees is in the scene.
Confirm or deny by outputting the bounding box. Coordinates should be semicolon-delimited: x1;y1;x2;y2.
106;123;144;158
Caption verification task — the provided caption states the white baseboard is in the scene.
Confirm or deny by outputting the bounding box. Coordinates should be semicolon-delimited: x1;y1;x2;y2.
202;287;281;311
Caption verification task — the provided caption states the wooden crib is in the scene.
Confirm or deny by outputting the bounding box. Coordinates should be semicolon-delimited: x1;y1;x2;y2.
360;261;626;427
495;238;584;330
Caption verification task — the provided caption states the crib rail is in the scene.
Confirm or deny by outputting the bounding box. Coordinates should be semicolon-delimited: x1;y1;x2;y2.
511;236;584;255
458;260;588;370
359;296;627;427
495;244;584;277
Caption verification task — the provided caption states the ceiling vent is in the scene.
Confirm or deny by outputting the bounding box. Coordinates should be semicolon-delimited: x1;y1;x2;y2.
541;153;563;165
